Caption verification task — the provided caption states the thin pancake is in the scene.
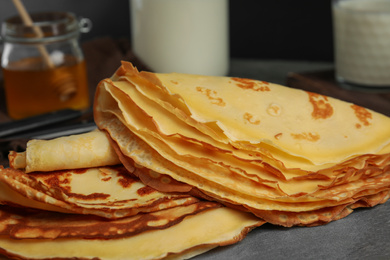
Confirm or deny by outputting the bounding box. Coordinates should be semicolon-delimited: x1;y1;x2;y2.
0;202;220;240
0;205;263;260
0;165;198;219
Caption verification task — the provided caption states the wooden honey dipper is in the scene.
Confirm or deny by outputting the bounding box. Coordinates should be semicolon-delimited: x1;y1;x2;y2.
12;0;77;101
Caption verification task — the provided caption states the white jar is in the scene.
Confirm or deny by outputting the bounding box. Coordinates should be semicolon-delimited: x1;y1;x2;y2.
130;0;229;76
333;0;390;88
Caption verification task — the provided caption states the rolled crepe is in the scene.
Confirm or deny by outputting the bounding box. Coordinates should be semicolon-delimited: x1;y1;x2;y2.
94;61;390;226
9;130;121;173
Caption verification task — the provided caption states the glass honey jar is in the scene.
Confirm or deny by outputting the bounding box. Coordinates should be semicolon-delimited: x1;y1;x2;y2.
1;12;92;119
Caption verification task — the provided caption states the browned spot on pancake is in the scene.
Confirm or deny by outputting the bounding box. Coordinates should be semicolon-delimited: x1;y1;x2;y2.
117;172;137;188
351;104;372;127
231;77;270;92
243;112;260;125
34;170;111;201
43;175;70;190
68;192;110;201
137;186;156;196
274;133;283;140
99;169;110;176
307;92;333;119
291;132;320;142
102;177;112;182
196;86;225;106
72;168;88;174
170;80;178;84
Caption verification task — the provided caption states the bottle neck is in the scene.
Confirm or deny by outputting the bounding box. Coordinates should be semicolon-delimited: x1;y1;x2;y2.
1;12;81;44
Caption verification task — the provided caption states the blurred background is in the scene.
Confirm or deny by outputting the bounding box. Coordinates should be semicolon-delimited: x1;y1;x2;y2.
0;0;334;62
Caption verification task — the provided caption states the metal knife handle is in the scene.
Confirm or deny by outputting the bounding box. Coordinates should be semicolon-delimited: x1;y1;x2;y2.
0;109;84;138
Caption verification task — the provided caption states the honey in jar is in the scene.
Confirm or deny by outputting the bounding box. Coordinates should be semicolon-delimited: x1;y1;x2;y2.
1;12;92;119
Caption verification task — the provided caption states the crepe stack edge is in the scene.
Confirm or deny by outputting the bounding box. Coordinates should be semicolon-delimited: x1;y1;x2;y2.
93;61;390;227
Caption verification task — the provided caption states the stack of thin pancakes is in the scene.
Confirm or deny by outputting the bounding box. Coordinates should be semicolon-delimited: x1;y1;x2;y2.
94;61;390;227
0;130;262;259
0;61;389;259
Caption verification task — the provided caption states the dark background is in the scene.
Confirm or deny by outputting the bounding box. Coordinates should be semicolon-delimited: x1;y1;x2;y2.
0;0;334;61
229;1;333;61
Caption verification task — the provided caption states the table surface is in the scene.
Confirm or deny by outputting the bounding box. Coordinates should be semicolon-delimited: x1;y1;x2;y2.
230;59;334;85
1;57;389;260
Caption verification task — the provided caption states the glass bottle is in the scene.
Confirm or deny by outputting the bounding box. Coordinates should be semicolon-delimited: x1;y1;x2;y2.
1;12;92;119
130;0;229;76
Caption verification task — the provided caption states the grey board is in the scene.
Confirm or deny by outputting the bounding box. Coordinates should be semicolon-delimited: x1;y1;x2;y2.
194;201;390;260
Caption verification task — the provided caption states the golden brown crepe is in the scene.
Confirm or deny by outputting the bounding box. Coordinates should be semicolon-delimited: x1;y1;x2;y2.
94;61;390;227
0;165;199;219
0;130;264;259
0;204;261;260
